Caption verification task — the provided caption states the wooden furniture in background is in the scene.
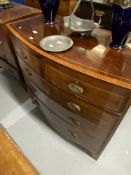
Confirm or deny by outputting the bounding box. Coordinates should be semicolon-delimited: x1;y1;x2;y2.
24;0;77;16
0;125;39;175
24;0;41;9
58;0;77;16
0;2;40;83
7;14;131;159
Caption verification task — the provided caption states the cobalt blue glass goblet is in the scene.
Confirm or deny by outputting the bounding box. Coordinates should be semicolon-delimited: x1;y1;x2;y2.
110;4;131;50
39;0;60;25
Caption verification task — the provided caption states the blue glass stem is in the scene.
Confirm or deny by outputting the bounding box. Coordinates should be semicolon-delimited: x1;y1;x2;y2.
110;4;131;49
39;0;59;25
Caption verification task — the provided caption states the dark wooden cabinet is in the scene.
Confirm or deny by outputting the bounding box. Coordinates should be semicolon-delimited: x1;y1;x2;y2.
7;14;131;159
0;2;40;82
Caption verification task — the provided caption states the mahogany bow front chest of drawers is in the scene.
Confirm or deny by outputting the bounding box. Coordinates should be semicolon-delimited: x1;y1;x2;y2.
7;14;131;159
0;3;40;82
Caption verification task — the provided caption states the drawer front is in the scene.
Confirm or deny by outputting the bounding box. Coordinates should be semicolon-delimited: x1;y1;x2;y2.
28;80;117;131
0;58;20;80
44;63;128;114
18;57;46;92
0;41;17;68
13;40;42;76
29;82;116;142
34;97;103;158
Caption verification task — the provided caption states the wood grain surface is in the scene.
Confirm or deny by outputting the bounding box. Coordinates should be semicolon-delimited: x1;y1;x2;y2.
6;14;131;89
0;125;39;175
0;2;41;24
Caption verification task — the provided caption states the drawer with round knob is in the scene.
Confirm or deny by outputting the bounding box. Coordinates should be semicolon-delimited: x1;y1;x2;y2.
18;57;48;92
28;80;117;133
33;97;104;159
12;39;42;76
44;63;130;115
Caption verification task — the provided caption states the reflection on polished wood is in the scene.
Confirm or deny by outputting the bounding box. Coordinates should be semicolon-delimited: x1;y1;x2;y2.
7;14;131;159
7;14;131;89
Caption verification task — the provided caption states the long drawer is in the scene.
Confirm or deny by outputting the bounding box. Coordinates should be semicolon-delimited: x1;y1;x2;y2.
34;97;104;159
17;57;45;90
27;80;117;132
44;62;129;115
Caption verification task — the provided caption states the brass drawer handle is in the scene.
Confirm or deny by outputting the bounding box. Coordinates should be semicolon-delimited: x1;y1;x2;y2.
68;83;84;94
7;68;14;74
28;72;32;76
69;117;80;126
30;84;37;92
0;66;4;72
23;54;28;60
67;102;81;112
3;55;8;62
32;99;40;106
70;131;79;139
25;68;32;76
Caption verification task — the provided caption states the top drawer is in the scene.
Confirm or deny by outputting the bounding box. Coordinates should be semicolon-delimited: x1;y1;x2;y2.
44;62;130;115
12;38;43;76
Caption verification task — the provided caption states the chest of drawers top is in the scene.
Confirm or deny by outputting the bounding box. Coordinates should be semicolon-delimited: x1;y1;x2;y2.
7;14;131;90
0;3;41;25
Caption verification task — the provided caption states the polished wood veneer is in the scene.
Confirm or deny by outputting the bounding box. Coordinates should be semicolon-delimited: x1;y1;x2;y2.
7;14;131;159
0;126;39;175
7;15;131;89
0;3;41;82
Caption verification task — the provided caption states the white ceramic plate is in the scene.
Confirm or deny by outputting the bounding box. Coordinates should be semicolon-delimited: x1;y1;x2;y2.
39;35;73;52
